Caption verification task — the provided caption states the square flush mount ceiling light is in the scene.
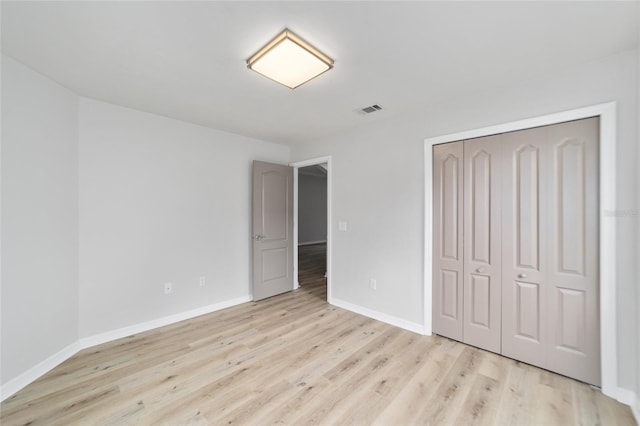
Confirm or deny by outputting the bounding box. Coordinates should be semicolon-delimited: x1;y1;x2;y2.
247;29;333;89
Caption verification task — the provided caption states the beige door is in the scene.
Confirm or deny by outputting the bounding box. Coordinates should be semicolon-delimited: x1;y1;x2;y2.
463;136;502;353
433;117;600;385
545;118;600;385
502;117;600;385
501;125;550;367
252;161;294;301
432;142;464;341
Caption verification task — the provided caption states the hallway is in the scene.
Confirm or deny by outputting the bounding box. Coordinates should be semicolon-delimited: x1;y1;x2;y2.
298;243;326;295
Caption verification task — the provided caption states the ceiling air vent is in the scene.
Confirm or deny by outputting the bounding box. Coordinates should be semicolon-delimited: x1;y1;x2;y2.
360;104;382;114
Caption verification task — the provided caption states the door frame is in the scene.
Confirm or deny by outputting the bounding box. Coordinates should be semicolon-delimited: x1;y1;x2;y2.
290;156;332;301
423;102;619;400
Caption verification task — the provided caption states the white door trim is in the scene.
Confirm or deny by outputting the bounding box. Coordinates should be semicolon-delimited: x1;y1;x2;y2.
423;102;619;400
290;156;332;301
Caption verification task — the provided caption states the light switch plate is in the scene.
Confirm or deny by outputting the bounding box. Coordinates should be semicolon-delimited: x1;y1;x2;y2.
338;221;348;231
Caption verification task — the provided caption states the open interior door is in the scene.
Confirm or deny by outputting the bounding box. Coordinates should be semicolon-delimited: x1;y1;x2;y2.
252;161;294;301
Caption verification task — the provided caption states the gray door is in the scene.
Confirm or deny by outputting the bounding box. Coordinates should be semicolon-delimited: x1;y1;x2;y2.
433;117;600;385
545;118;600;385
432;142;464;341
462;136;502;353
501;125;550;367
252;161;294;301
501;117;600;385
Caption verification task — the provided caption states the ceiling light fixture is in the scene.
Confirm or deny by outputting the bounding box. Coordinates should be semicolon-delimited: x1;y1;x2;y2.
247;29;333;89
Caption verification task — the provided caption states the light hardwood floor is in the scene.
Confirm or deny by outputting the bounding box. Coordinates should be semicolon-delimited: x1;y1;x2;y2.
1;244;635;425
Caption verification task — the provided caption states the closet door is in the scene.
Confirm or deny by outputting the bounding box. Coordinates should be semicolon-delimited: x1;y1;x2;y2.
501;118;600;385
546;117;600;386
433;142;464;341
462;136;502;353
501;126;549;367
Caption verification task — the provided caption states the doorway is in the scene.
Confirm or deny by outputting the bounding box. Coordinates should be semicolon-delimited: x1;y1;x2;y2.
291;157;332;302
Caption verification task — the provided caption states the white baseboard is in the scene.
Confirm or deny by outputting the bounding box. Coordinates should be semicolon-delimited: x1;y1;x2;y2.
298;240;327;246
606;386;636;407
0;341;80;401
599;383;638;421
329;297;425;335
0;295;251;402
78;296;251;349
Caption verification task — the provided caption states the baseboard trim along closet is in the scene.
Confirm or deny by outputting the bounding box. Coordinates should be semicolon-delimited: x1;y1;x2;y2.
329;297;425;335
633;394;640;425
0;295;252;402
615;389;639;424
617;388;638;406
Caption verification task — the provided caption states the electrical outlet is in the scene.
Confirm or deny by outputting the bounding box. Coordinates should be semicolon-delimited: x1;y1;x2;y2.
164;282;173;294
369;279;377;290
199;276;206;287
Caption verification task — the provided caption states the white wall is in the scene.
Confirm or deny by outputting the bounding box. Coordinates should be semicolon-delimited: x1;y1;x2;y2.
291;49;639;392
298;172;327;244
1;56;290;396
78;99;289;337
1;56;79;386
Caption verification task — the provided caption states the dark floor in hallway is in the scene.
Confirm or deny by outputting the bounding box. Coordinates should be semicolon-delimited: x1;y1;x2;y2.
298;243;326;295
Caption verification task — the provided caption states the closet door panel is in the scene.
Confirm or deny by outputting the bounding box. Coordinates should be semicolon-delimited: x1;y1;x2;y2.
462;137;501;353
546;117;600;386
501;126;548;366
515;281;541;340
432;142;464;340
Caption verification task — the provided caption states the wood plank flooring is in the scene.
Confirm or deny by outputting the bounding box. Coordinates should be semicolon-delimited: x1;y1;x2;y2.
1;243;635;425
298;243;327;290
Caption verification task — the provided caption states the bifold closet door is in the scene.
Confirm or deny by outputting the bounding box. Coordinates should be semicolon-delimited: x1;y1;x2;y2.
433;141;464;341
462;136;502;353
433;117;599;386
501;125;550;368
501;117;600;385
545;118;600;385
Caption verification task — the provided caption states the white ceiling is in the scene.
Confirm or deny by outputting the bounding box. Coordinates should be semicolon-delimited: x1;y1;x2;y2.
2;1;638;146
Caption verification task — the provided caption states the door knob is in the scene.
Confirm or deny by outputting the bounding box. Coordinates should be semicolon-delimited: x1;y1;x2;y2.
253;235;265;240
518;273;527;279
476;267;485;273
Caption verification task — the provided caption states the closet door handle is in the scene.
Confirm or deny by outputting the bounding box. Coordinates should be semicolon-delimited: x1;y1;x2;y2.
518;273;527;279
476;267;485;273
